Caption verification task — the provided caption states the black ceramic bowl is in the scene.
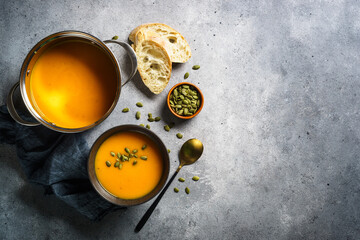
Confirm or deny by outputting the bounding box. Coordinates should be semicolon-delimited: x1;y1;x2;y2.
88;124;170;206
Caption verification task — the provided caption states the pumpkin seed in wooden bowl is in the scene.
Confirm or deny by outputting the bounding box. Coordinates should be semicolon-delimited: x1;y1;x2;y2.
167;82;204;119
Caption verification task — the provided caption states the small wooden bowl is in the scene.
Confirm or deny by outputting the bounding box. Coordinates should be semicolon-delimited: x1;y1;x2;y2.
88;124;170;206
167;82;204;119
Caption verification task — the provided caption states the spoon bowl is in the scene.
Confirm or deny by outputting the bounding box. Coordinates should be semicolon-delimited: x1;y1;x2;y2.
179;138;204;167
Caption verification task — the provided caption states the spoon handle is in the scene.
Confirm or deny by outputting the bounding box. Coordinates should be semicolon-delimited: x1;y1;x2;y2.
134;170;179;232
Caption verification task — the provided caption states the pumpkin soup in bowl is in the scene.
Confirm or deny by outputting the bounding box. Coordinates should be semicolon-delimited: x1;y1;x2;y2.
88;125;170;206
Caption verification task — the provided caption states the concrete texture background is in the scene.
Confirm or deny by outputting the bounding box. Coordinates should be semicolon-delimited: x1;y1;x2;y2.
1;0;360;239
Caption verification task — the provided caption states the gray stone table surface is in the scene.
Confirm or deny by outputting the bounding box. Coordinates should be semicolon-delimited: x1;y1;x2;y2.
1;0;360;239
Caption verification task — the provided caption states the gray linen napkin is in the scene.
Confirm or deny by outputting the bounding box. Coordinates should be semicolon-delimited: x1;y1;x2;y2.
0;105;121;220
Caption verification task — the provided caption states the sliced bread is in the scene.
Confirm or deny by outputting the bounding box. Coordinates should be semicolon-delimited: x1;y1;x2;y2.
134;32;172;94
129;23;191;63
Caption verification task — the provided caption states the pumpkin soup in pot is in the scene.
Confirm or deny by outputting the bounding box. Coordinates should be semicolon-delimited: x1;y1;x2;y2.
29;40;117;129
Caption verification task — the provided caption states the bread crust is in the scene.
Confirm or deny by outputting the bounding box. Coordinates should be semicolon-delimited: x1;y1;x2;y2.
129;23;191;63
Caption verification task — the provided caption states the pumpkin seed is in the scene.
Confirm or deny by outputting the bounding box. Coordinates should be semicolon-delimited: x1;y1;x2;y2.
133;160;137;165
184;72;189;79
123;156;128;161
182;85;189;89
117;152;121;159
148;113;152;118
174;89;178;96
192;65;200;70
177;109;184;115
146;124;150;129
164;125;170;131
118;163;123;169
134;154;138;158
167;149;171;153
114;161;120;167
185;187;190;194
192;176;200;181
122;108;129;112
125;147;130;154
140;156;148;160
140;123;145;127
176;133;183;139
174;187;179;193
136;102;143;107
155;116;161;122
106;161;111;167
112;35;119;40
148;117;154;122
132;149;138;153
142;144;147;150
136;111;141;119
178;177;185;182
110;151;115;157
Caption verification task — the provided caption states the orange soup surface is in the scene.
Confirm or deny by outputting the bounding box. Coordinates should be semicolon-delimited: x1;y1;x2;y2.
29;40;117;129
95;131;164;199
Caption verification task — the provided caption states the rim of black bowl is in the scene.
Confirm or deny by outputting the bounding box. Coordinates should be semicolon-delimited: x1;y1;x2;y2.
88;124;170;206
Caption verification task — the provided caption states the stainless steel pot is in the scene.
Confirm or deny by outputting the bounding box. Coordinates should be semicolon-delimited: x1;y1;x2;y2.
7;30;137;133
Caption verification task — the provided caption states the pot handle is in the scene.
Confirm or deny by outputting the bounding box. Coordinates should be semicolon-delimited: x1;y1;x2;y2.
103;40;138;87
6;81;41;126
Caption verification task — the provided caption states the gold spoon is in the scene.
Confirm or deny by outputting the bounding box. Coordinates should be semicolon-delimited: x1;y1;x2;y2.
134;138;204;232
